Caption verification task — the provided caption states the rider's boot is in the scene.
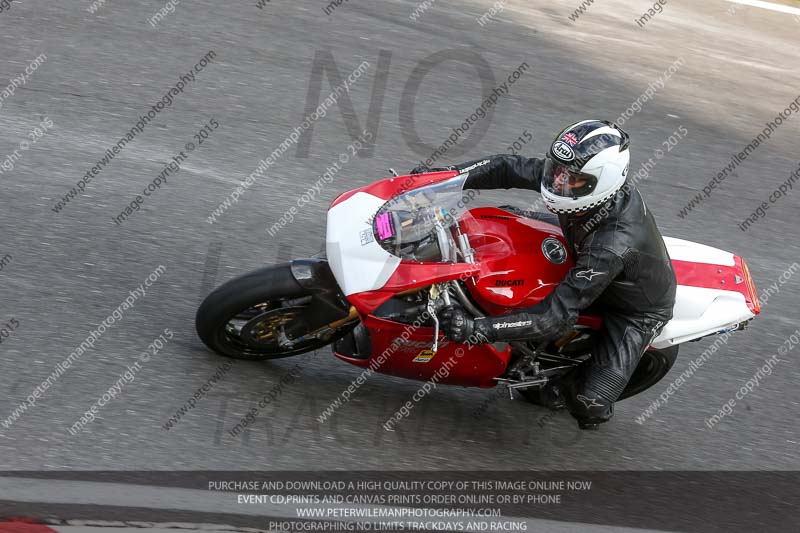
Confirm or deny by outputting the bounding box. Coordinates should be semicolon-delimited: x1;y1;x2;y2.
562;368;616;430
525;381;566;411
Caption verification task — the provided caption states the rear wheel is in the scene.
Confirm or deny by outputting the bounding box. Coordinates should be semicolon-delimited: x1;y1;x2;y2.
195;263;355;360
618;345;679;400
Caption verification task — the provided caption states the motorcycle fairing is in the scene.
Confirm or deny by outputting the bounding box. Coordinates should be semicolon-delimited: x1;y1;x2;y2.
653;238;758;348
458;207;573;315
326;171;462;303
326;191;401;298
326;172;760;387
333;314;511;388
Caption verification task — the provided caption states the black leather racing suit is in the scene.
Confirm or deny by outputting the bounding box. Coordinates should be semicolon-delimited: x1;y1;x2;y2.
450;155;677;425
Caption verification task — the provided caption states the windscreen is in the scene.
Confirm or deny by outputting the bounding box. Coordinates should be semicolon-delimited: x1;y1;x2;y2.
372;174;473;262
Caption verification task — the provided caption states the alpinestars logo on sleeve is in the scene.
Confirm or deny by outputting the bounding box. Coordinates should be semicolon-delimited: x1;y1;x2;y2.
577;394;602;408
576;268;606;281
492;320;532;329
460;159;490;173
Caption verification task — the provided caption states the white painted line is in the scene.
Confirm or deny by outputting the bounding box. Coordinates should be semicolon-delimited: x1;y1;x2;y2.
726;0;800;15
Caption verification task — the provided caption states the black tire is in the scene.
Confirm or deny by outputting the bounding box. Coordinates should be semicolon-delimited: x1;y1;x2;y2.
618;345;679;400
195;263;353;360
518;345;679;405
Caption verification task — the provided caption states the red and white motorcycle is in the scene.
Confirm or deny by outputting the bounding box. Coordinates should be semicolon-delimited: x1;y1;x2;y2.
196;169;760;402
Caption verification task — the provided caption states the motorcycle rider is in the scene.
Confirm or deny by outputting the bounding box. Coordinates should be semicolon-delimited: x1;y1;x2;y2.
412;120;677;429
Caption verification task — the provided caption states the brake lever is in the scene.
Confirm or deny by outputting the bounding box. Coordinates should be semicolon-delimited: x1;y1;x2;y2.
428;297;439;354
427;284;448;353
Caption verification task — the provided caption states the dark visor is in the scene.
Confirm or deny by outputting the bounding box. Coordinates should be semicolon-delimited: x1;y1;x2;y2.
542;157;598;198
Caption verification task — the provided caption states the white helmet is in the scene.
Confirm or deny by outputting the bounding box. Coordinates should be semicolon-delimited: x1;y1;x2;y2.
540;120;630;214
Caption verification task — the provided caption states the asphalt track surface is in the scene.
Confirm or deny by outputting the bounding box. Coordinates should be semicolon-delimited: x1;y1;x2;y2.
1;0;799;530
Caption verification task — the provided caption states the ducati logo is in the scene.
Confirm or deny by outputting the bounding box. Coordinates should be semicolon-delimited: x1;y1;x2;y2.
577;394;602;408
495;279;524;287
576;268;606;281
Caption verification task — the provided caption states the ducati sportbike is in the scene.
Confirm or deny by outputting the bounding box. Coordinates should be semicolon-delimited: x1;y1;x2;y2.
196;169;760;403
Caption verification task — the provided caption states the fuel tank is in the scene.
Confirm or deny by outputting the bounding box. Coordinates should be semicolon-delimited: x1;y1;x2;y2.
461;207;574;316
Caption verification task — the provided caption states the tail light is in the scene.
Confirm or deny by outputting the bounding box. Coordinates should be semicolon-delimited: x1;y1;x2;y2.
741;259;761;315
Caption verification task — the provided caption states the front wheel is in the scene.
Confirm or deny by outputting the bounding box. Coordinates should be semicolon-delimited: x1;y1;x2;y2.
195;263;355;360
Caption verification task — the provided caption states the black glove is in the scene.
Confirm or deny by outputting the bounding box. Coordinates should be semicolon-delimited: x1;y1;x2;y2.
439;305;493;344
410;165;454;175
